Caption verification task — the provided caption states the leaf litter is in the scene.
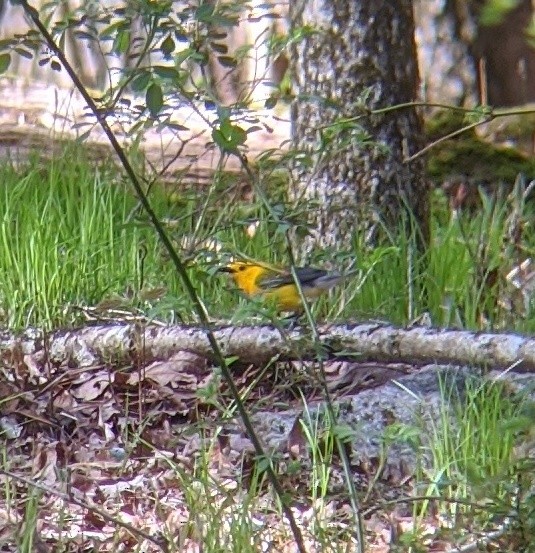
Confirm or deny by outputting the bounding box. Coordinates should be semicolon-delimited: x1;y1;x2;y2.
0;333;520;552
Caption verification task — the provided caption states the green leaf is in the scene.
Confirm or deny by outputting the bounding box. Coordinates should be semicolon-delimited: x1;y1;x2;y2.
161;34;175;57
479;0;518;26
113;29;131;55
332;424;356;443
208;14;240;27
0;39;15;49
0;53;11;74
217;55;237;68
75;129;92;142
58;32;66;53
264;96;278;109
100;20;126;39
131;70;151;92
256;455;272;474
175;47;193;66
153;65;180;81
194;4;215;23
210;42;228;54
14;48;33;60
146;83;164;118
212;120;247;153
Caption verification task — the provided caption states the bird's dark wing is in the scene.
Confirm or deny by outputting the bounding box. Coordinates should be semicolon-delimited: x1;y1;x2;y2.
258;267;328;290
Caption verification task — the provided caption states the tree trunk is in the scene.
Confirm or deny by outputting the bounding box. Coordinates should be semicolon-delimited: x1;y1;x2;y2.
473;0;535;107
414;0;478;106
289;0;429;252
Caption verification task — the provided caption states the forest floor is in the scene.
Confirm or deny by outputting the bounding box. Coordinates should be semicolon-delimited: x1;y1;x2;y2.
1;335;500;553
0;81;528;553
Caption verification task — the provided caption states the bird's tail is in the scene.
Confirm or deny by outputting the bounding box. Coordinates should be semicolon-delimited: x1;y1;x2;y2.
312;269;360;290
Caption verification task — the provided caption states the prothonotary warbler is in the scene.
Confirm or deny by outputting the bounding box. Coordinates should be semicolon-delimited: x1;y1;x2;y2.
219;260;358;313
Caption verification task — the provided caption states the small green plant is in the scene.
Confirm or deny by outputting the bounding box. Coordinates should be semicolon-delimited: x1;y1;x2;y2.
18;488;42;553
421;373;524;536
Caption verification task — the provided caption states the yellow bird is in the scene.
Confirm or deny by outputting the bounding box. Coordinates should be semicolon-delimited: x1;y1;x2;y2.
219;260;357;312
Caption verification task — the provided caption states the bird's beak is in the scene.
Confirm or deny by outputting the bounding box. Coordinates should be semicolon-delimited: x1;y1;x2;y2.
217;266;233;273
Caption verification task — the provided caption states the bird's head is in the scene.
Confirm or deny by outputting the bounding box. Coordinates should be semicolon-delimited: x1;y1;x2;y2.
218;261;249;275
218;261;274;295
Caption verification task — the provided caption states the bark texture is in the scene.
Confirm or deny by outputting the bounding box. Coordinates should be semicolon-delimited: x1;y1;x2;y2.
5;323;535;372
290;0;429;251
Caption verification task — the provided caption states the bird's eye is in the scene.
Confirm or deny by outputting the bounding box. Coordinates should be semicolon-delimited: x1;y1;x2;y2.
238;265;246;271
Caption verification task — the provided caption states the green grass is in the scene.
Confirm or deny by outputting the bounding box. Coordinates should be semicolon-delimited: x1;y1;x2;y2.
0;149;153;327
0;143;534;333
411;374;532;548
2;142;535;550
365;373;535;551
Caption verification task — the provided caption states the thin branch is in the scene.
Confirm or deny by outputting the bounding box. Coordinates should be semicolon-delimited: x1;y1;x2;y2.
404;118;493;162
362;494;493;518
17;3;307;551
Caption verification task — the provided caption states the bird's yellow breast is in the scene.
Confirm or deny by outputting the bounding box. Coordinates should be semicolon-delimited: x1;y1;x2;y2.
264;284;304;311
223;261;340;313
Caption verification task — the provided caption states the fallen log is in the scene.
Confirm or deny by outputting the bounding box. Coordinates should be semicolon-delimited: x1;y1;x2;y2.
2;322;535;372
